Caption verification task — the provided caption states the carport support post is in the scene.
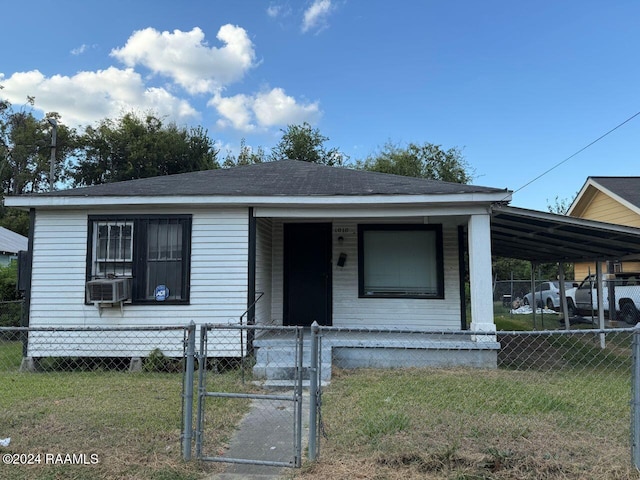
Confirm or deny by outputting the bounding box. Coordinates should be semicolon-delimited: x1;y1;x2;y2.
596;261;606;349
530;263;537;330
632;327;640;469
558;264;571;330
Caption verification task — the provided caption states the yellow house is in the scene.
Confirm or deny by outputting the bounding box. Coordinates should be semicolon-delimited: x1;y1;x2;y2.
568;177;640;279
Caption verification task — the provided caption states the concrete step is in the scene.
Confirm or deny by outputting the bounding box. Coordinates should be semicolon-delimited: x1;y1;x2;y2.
254;346;331;364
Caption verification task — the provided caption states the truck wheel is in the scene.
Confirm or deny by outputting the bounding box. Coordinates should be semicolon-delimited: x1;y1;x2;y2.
566;299;576;317
620;302;640;325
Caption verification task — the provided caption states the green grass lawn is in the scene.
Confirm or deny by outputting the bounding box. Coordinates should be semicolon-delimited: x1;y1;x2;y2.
2;312;635;480
296;322;636;479
298;366;634;480
0;341;252;480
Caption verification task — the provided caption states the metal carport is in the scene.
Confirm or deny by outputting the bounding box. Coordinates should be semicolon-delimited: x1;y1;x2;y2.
490;204;640;328
491;204;640;263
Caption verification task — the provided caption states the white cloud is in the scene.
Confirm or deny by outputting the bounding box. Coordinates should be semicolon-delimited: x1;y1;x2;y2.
110;25;256;95
253;88;320;126
1;24;321;137
71;43;97;56
209;87;321;132
71;44;89;56
0;68;198;127
302;0;333;33
267;3;293;19
267;4;282;18
210;93;255;132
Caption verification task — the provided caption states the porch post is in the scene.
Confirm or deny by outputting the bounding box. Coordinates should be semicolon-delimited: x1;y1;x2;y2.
247;207;256;325
457;226;468;330
468;213;496;339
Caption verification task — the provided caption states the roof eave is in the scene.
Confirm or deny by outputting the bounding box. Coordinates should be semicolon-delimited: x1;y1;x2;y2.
4;191;512;209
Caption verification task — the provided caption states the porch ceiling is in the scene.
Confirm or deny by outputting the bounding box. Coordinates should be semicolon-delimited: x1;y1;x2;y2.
490;205;640;263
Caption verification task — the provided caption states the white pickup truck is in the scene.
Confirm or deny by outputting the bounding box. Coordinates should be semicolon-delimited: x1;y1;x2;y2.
565;272;640;324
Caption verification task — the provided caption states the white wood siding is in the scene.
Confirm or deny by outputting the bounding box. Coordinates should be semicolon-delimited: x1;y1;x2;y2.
271;221;284;323
28;208;249;356
332;220;461;329
255;218;273;324
268;219;462;329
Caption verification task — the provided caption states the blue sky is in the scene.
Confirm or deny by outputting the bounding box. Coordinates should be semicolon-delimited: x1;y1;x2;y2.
1;0;639;210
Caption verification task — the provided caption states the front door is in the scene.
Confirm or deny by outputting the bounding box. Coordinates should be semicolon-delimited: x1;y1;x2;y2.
283;223;332;326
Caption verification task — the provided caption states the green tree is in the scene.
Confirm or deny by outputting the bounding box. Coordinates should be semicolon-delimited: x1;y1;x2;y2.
222;138;266;168
70;112;219;186
547;195;573;215
0;208;29;237
492;257;531;281
270;122;348;166
0;98;76;194
0;94;77;237
363;141;473;184
0;261;20;302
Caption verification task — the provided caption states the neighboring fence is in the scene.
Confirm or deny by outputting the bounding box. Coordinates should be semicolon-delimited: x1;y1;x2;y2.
494;279;534;305
495;277;640;326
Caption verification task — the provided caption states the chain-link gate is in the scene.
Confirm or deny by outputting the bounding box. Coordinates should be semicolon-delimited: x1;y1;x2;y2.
194;324;305;468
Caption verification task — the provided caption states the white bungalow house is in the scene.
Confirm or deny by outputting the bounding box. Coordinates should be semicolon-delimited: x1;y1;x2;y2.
10;160;640;377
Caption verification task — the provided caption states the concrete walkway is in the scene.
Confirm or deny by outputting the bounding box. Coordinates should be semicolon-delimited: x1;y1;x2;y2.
204;390;310;480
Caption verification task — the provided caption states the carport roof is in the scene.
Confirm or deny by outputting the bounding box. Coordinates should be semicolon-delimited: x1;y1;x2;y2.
491;205;640;263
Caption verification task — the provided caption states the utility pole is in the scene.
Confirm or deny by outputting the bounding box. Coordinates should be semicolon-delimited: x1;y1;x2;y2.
48;118;57;191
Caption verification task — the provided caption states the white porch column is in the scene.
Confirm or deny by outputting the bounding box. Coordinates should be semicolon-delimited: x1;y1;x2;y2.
468;213;496;338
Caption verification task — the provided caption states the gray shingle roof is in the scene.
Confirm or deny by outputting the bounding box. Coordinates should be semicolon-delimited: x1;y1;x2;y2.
0;227;27;254
37;160;508;197
590;177;640;209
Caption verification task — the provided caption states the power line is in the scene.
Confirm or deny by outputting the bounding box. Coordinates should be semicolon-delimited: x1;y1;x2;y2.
510;110;640;197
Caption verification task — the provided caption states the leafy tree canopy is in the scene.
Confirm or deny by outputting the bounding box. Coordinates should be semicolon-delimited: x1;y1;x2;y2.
363;142;474;184
0;93;77;237
0;208;29;237
547;195;573;215
0;260;20;302
270;122;348;166
0;96;76;195
69;112;219;186
222;138;266;168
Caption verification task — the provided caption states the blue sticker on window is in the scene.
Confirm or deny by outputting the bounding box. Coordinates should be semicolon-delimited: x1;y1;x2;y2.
155;285;169;302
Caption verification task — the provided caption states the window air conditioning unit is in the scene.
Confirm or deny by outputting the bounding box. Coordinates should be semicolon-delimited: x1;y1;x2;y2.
86;278;131;305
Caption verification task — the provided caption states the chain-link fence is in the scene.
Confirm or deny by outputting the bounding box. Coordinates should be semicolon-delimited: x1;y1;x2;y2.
5;322;640;479
308;326;638;480
495;276;640;328
195;324;306;468
0;300;25;331
0;324;210;480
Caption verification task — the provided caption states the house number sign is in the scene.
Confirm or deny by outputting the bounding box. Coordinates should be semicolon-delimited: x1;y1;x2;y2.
334;227;350;233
